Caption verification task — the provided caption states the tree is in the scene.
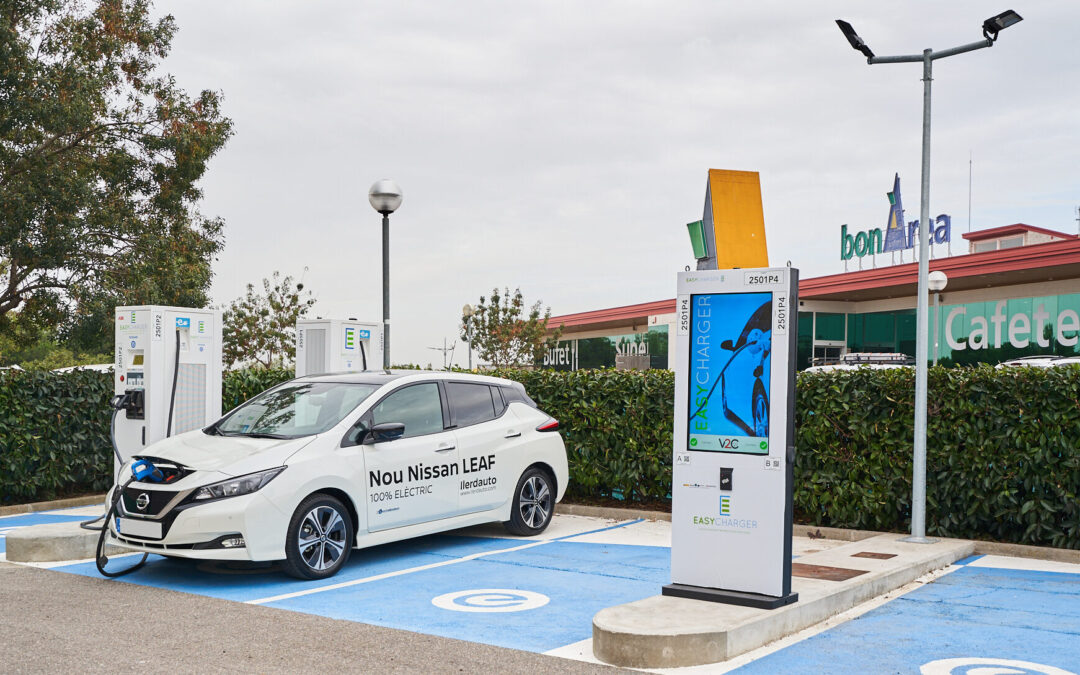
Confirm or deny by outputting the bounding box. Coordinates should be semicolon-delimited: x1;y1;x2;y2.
0;1;232;347
222;272;315;368
462;288;562;369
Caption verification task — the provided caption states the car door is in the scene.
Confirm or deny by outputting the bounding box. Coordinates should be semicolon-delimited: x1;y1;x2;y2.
362;381;460;532
446;381;518;514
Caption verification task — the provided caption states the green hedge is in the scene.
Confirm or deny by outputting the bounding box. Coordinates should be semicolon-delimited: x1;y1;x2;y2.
492;368;674;502
496;366;1080;549
222;367;294;413
0;370;114;503
3;364;1078;550
0;368;294;505
795;365;1080;548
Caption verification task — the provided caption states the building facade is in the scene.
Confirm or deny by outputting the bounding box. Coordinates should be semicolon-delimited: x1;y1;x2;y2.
545;224;1080;371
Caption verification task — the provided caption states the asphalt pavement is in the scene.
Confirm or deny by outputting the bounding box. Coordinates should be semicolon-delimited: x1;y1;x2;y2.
0;561;621;674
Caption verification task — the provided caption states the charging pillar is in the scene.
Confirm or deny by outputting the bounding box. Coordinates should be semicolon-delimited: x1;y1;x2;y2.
113;306;223;472
663;267;799;609
295;318;382;377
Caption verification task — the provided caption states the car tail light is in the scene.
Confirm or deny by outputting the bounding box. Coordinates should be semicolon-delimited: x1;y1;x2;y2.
536;417;560;432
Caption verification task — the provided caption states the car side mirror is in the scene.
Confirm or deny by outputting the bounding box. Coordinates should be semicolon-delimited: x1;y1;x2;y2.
366;422;405;444
721;340;735;351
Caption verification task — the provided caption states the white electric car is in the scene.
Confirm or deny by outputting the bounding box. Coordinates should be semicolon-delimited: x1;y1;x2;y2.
106;371;569;579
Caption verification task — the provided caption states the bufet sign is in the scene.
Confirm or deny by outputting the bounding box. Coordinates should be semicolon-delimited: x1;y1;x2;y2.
663;267;799;609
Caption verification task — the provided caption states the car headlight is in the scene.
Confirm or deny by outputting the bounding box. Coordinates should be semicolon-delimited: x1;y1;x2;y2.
192;467;286;502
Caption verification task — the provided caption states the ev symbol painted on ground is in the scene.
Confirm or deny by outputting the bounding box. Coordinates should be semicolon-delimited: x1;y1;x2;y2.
921;657;1077;675
431;589;550;613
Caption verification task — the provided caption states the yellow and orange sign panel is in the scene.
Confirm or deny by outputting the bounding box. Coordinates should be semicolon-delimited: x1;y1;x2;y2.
704;169;769;269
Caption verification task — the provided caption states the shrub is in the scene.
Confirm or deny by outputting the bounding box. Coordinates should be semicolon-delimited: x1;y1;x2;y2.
0;369;113;504
795;364;1080;548
492;368;674;502
222;367;294;414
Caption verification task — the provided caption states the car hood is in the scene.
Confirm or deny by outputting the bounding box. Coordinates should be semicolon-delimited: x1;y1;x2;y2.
139;429;317;476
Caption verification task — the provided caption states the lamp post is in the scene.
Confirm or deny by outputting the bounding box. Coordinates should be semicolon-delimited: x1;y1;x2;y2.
836;10;1022;543
929;271;948;366
462;304;475;370
368;179;403;370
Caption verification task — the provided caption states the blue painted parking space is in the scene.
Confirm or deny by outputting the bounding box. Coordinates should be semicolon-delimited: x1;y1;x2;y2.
266;541;669;653
733;562;1080;674
54;532;533;602
40;518;669;654
0;512;91;554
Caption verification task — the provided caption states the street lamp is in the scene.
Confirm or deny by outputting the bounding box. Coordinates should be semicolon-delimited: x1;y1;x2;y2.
929;271;948;366
462;304;475;370
369;179;403;370
836;11;1022;543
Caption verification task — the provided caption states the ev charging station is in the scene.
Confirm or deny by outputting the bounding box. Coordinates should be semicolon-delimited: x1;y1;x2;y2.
113;306;222;472
663;267;800;609
295;318;382;376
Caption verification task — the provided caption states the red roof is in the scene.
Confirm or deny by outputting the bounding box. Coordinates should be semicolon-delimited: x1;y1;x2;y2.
961;223;1076;242
550;236;1080;326
550;299;674;328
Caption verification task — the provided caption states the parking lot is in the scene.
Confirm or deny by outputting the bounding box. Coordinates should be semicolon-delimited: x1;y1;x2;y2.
3;508;1079;673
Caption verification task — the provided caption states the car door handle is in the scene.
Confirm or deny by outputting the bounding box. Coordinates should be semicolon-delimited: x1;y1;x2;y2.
504;430;521;439
435;442;456;452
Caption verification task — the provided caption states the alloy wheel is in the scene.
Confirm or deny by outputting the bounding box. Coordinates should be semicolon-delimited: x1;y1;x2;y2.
518;475;551;529
297;505;347;571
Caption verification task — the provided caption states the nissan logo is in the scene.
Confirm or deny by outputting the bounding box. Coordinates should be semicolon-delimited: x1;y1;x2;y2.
136;493;150;511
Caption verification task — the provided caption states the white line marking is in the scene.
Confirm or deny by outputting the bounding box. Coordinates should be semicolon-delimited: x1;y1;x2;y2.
246;539;553;605
246;518;643;606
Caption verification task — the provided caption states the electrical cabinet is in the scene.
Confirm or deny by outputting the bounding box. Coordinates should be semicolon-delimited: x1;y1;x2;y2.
295;319;382;377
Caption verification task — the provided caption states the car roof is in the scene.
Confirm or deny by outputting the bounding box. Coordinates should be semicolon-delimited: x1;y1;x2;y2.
293;370;520;387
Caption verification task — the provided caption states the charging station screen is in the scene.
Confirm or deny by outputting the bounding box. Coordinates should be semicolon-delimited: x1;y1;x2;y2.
688;292;772;454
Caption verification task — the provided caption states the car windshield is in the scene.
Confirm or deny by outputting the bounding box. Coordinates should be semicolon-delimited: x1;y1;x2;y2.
213;382;379;438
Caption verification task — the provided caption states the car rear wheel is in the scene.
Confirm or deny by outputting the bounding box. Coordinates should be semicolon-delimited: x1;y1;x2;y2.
504;468;554;536
283;494;354;580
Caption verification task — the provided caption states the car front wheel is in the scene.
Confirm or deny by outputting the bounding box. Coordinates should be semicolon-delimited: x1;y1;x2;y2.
282;494;354;580
504;468;554;536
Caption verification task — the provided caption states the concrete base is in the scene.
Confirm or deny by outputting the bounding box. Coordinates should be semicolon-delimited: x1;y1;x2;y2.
6;520;122;562
592;534;973;669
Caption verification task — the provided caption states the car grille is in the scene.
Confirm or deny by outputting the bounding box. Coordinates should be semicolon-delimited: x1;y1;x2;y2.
121;487;177;517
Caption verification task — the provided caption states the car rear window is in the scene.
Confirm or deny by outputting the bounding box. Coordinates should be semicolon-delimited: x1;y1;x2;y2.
447;382;497;427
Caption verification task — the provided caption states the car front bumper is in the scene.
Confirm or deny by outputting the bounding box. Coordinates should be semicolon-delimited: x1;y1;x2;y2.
106;486;290;561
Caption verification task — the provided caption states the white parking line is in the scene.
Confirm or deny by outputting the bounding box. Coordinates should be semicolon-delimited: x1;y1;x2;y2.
246;518;643;606
246;538;553;605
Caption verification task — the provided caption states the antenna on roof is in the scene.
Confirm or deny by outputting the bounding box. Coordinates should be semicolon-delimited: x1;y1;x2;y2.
972;151;980;235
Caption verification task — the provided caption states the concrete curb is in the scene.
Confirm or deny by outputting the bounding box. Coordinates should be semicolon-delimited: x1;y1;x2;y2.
558;503;1080;564
6;521;123;562
0;494;105;517
592;535;974;668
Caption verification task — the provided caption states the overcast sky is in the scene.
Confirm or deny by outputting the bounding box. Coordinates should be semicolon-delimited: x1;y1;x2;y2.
154;1;1080;367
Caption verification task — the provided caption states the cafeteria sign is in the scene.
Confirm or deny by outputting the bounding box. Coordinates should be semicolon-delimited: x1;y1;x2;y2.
840;174;951;260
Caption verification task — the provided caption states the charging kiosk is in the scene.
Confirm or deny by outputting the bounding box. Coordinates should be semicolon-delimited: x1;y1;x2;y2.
113;306;223;471
663;267;799;609
295;318;381;376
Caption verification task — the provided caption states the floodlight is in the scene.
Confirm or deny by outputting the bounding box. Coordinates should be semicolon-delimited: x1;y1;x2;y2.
836;19;874;59
982;10;1022;41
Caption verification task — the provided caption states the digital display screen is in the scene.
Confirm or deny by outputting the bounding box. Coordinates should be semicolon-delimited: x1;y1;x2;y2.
687;292;772;454
132;354;144;366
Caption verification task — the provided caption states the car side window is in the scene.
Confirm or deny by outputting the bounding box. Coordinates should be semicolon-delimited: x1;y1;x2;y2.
447;382;497;427
369;383;444;439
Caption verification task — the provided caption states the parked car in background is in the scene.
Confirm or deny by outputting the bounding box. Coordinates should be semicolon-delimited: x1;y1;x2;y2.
996;356;1079;368
804;352;914;374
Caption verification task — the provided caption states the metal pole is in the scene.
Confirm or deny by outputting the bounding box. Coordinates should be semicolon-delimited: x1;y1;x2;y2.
933;292;940;366
382;212;390;370
909;49;933;543
467;323;473;370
